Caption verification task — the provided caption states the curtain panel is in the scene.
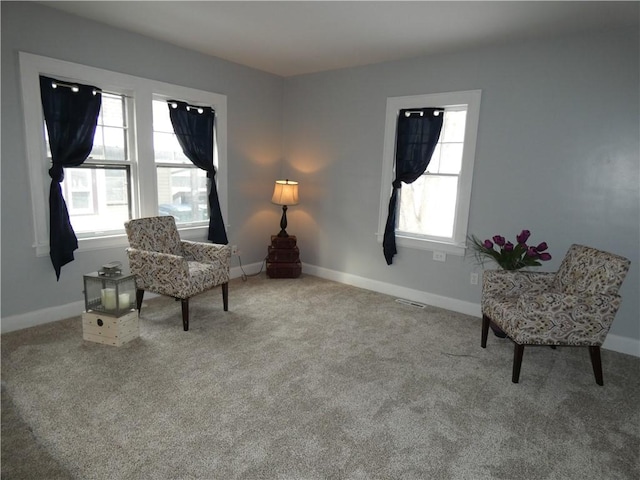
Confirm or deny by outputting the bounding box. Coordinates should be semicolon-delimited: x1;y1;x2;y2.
39;75;102;280
383;108;444;265
168;101;228;244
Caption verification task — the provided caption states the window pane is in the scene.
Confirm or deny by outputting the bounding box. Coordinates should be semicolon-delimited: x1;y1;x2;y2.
425;144;441;174
62;167;131;236
153;100;190;164
439;143;463;174
425;109;467;175
71;191;90;210
152;100;174;132
103;126;126;160
153;131;189;164
86;93;127;162
157;166;208;224
70;170;90;189
105;169;128;205
89;128;106;159
398;175;458;238
101;94;125;127
441;110;467;142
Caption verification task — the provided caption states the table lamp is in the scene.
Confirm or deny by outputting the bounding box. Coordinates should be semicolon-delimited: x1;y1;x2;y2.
271;179;299;237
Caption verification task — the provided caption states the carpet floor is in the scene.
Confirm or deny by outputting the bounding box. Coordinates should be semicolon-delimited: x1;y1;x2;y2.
2;274;639;479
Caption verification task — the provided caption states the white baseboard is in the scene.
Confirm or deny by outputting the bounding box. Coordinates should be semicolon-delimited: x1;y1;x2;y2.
303;264;481;317
0;267;256;334
603;334;640;357
303;263;640;358
3;263;639;358
1;300;86;334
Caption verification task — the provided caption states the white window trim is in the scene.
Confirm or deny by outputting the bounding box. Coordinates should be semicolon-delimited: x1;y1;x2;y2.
376;90;481;256
19;52;228;256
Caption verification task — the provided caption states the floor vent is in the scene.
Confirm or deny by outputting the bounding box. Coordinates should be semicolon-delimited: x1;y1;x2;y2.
395;298;426;309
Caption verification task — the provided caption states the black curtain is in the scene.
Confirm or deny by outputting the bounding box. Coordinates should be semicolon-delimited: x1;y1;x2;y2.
168;101;228;244
383;108;444;265
40;75;102;280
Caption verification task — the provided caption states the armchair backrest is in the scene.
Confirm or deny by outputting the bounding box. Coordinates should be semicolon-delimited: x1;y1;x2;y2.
125;216;183;256
553;244;630;296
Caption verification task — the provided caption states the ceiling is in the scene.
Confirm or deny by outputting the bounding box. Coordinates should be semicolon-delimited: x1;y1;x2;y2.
41;1;639;77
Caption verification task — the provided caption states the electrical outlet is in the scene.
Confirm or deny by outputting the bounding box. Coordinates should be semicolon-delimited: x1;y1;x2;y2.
470;272;479;285
433;251;446;262
231;245;238;256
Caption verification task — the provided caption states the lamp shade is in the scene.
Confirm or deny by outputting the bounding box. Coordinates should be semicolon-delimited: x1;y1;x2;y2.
271;179;299;206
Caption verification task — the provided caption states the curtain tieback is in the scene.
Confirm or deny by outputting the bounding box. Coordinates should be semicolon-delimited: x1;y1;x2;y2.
392;179;402;189
49;164;64;182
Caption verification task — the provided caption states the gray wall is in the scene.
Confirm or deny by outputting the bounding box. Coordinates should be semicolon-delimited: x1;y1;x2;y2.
1;2;284;318
282;28;639;341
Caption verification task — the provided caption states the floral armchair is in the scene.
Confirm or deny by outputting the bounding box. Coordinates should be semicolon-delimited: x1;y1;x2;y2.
481;244;630;385
125;216;230;331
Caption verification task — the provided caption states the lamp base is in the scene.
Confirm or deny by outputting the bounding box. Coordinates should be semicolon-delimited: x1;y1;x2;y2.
277;205;289;237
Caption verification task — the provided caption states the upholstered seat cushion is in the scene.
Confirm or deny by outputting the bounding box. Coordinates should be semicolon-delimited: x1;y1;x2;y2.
183;261;227;298
481;270;556;339
514;291;622;345
482;295;520;338
486;290;621;346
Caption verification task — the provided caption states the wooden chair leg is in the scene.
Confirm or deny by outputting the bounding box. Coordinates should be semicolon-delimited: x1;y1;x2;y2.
512;344;525;383
135;289;145;315
181;298;189;331
589;346;604;386
481;314;490;348
222;282;229;311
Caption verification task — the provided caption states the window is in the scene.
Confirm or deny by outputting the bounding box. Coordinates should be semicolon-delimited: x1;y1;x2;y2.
19;52;227;256
46;92;133;237
152;100;209;225
377;90;481;256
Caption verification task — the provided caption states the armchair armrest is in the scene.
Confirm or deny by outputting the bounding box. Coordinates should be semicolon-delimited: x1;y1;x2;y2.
482;270;555;298
181;241;231;268
126;248;190;294
515;291;622;345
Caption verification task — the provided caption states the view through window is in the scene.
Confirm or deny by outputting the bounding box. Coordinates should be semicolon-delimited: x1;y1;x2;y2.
152;100;209;225
397;107;467;239
55;92;132;237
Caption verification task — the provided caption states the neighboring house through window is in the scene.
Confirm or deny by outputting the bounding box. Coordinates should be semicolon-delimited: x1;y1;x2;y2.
377;90;481;256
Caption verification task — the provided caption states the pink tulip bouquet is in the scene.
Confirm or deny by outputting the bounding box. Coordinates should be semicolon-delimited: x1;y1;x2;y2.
470;229;552;270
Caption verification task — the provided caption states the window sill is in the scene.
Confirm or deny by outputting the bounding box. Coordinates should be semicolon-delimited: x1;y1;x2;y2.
34;224;213;257
375;233;467;256
34;233;128;257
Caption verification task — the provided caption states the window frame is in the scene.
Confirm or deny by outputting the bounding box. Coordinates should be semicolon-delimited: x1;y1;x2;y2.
377;90;481;256
19;52;228;256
